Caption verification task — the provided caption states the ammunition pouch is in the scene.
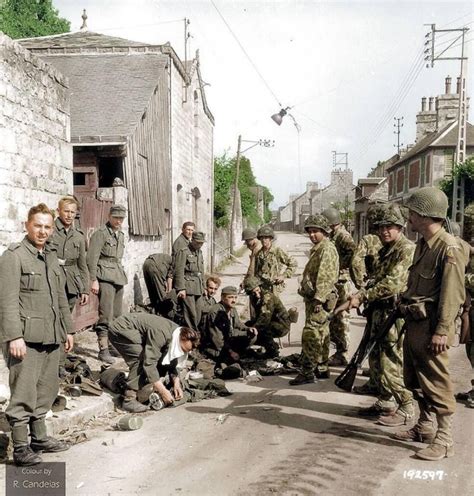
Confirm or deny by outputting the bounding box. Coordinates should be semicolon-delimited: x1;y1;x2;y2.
298;280;315;299
399;301;428;321
323;291;338;312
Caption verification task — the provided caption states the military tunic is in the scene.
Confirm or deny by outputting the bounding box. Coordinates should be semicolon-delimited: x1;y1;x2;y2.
143;253;172;314
109;313;179;391
87;223;127;336
254;245;297;294
167;233;190;280
298;238;339;375
329;225;356;358
351;233;382;290
0;237;74;445
359;234;415;413
401;227;465;418
173;244;205;330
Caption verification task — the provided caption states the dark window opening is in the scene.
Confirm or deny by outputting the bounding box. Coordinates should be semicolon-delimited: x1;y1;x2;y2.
74;172;87;186
98;157;124;187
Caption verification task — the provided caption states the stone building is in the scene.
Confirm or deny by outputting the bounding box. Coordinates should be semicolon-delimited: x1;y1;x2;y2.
0;33;72;249
276;182;319;231
310;169;355;217
19;29;215;314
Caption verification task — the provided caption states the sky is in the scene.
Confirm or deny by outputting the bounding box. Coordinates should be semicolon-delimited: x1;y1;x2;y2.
54;0;473;208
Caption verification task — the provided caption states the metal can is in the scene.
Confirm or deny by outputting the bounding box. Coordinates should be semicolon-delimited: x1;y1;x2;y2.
148;393;165;411
117;414;143;431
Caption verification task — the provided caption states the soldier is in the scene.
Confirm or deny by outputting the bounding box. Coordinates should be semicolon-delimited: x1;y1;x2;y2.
173;231;206;330
348;204;416;425
464;246;474;408
198;275;221;322
254;225;297;295
322;207;356;366
244;276;294;358
0;203;74;466
109;313;200;412
290;215;339;385
47;196;89;377
143;253;173;316
87;205;128;364
166;221;195;292
200;286;258;366
241;228;262;282
393;187;465;461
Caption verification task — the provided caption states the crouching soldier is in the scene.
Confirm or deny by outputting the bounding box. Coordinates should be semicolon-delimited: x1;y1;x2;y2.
201;286;258;367
290;215;339;385
143;253;176;318
109;313;200;412
0;204;74;466
244;276;296;358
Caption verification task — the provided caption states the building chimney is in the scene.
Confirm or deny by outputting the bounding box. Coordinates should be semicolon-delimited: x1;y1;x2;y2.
445;76;451;94
421;97;427;111
429;97;435;111
456;76;461;95
416;96;437;141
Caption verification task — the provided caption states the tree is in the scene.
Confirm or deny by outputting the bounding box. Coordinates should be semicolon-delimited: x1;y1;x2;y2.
0;0;70;39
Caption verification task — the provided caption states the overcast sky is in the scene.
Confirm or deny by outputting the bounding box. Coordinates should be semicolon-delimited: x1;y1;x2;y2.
54;0;472;207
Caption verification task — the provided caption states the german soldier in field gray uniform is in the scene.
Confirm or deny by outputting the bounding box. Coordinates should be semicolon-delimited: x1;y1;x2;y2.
87;205;128;364
173;231;206;330
0;204;74;466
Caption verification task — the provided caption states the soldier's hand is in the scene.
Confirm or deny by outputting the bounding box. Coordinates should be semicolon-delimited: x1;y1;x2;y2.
173;379;184;401
349;294;362;309
9;338;27;360
90;280;100;295
274;277;284;284
248;327;258;337
430;334;448;355
79;294;89;305
177;290;187;299
153;381;174;405
65;334;74;353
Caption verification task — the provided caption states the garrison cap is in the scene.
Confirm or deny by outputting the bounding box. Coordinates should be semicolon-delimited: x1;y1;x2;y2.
109;205;126;217
192;231;206;242
404;187;448;219
374;204;407;227
221;285;238;295
243;276;261;293
242;228;257;241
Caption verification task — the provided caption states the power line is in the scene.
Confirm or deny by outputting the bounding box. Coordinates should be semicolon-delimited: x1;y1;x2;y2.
209;0;282;106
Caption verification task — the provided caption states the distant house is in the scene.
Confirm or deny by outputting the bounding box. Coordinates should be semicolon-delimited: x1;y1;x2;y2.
19;30;214;313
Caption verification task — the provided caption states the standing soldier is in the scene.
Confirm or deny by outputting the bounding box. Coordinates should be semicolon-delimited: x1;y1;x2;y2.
290;215;339;385
241;228;262;282
322;207;356;366
463;245;474;408
0;204;74;466
393;187;465;460
166;221;195;292
48;196;89;376
173;231;206;330
348;205;416;425
87;205;128;364
254;225;297;295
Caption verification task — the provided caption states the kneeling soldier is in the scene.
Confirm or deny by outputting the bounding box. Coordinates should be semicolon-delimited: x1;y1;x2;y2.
109;313;200;412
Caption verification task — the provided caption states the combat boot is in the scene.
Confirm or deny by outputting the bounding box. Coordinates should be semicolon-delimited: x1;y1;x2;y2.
98;335;116;365
358;401;396;417
314;368;330;379
353;381;379;396
391;425;435;443
30;437;70;453
415;414;454;460
13;446;42;466
377;407;414;427
289;373;315;386
121;390;148;413
328;353;348;367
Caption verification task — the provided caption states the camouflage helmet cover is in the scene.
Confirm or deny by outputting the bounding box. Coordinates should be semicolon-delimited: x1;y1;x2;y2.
243;276;262;293
304;214;331;234
366;203;387;225
241;228;257;241
404;187;448;219
374;204;407;227
257;225;274;239
322;207;341;225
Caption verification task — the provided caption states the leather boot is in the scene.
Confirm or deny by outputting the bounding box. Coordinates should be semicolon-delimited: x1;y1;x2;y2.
415;414;454;460
98;335;116;364
392;398;435;442
13;446;42;466
30;419;70;453
121;389;148;413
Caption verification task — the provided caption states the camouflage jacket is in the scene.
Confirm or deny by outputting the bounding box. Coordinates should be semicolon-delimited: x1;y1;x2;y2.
245;239;262;279
401;227;465;342
173;245;205;296
248;292;290;330
0;237;74;344
299;238;339;303
351;234;382;289
254;245;297;293
360;234;414;305
87;223;127;285
330;226;356;279
47;218;89;295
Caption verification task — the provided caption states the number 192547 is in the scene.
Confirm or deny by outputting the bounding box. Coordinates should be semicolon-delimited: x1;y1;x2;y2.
403;470;446;481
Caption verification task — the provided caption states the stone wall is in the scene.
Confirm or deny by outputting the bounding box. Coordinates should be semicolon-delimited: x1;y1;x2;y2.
0;33;72;251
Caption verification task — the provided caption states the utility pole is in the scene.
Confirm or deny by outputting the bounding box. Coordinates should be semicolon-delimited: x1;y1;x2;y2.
332;151;350;226
183;18;191;103
393;117;404;155
424;24;469;229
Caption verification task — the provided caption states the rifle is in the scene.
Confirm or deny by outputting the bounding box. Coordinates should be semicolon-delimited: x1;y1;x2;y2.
335;307;401;392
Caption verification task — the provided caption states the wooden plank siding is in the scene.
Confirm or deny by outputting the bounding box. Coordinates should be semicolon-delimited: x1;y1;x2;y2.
124;69;171;236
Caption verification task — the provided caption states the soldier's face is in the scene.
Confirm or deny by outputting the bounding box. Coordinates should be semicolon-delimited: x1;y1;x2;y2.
183;225;195;239
261;236;273;249
221;294;237;309
26;213;54;249
408;211;424;233
58;203;77;228
307;228;325;244
251;287;262;299
206;281;219;296
244;238;257;249
109;215;124;231
180;338;194;353
378;224;402;244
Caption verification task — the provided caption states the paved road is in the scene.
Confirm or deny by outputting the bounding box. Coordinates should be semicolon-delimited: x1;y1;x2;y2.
1;232;472;495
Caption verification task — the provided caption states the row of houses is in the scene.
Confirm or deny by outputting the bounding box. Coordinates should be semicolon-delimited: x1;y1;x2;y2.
277;76;473;242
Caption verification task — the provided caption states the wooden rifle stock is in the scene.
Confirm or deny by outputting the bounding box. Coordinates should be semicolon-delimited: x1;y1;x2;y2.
335;307;401;392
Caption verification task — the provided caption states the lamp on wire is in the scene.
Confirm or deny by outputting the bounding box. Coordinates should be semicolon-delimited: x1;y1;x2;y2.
271;107;290;125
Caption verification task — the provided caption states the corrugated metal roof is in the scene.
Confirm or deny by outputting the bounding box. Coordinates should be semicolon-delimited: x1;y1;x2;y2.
40;53;168;140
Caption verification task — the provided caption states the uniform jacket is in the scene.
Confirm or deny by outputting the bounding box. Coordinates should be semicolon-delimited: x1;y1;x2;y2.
110;313;178;384
331;226;356;279
351;234;382;289
143;253;172;304
173;245;205;296
299;238;339;304
401;227;465;343
202;302;248;358
47;218;89;295
245;240;262;279
87;223;127;285
248;292;290;330
0;237;74;344
168;233;190;279
254;245;297;293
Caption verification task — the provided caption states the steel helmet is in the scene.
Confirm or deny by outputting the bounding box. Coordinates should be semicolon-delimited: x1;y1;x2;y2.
257;225;274;239
304;215;331;234
243;276;261;293
241;228;257;241
322;207;341;225
404;187;448;219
